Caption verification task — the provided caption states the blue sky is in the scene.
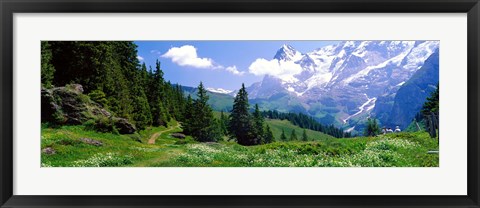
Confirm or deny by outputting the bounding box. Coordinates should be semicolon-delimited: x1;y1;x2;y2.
135;41;339;91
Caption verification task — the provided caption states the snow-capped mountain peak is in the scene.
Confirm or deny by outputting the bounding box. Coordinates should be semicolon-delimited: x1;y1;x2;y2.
274;44;303;61
246;40;439;127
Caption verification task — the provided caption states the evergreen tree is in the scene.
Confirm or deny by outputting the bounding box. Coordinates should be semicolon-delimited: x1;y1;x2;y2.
364;118;381;137
302;129;308;141
88;89;109;109
422;84;439;114
280;129;287;141
41;41;55;88
252;104;265;144
290;129;298;141
148;60;169;126
183;95;194;135
186;82;219;142
140;63;149;90
261;110;345;138
130;70;152;130
229;83;256;145
43;41;194;133
264;125;275;143
219;111;229;136
48;41;134;119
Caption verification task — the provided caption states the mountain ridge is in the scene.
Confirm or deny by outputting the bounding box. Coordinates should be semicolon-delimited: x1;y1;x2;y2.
245;41;439;132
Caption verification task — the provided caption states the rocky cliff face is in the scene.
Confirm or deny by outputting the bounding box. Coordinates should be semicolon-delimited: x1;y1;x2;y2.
373;49;439;129
41;84;136;134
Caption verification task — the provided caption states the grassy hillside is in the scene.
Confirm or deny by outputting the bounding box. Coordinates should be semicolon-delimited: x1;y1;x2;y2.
213;111;333;141
42;120;438;167
266;119;334;141
182;86;234;112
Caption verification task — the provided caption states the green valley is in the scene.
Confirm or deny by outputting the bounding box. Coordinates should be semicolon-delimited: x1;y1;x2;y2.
42;121;439;167
40;41;440;167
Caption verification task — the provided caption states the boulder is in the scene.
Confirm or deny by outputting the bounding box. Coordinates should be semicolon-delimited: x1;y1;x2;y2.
114;118;136;134
68;84;84;94
79;138;103;146
91;107;111;117
42;147;56;155
41;88;66;123
42;85;89;125
41;84;137;134
171;133;186;139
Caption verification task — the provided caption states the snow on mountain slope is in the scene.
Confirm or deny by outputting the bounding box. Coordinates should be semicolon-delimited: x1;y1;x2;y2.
246;40;439;127
342;94;377;124
206;87;233;94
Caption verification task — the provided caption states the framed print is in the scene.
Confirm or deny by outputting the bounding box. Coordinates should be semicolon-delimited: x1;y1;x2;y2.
1;0;479;207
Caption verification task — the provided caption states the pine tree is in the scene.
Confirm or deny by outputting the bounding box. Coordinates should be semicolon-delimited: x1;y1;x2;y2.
219;110;229;136
264;125;275;143
252;104;265;144
148;60;169;127
88;89;109;109
187;82;219;142
229;83;256;145
130;69;152;130
302;129;308;141
44;41;193;133
41;41;55;88
290;129;298;141
364;118;380;137
183;95;194;135
280;129;287;141
422;84;439;114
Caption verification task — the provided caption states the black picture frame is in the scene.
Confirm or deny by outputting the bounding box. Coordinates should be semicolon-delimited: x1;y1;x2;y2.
1;0;479;207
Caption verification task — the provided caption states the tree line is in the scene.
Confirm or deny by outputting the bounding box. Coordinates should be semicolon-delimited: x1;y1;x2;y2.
279;129;309;142
41;41;343;146
41;41;187;130
261;110;350;138
183;82;275;145
41;41;275;145
412;84;439;137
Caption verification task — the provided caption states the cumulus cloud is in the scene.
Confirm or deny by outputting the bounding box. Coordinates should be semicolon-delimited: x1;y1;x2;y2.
159;45;245;76
161;45;213;69
248;58;303;81
137;56;144;61
225;66;245;76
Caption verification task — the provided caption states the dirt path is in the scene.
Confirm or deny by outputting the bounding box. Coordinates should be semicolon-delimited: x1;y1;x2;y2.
147;123;181;144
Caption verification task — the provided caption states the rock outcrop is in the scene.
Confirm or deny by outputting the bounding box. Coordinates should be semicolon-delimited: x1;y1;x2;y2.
171;133;186;139
79;138;103;146
41;84;136;134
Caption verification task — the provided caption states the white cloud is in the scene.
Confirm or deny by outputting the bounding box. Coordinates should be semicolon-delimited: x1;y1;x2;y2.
150;50;161;55
248;58;303;81
161;45;213;69
137;56;144;61
225;66;245;76
159;45;245;76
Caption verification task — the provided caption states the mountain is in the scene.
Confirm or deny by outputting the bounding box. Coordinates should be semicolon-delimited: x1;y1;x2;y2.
181;86;234;112
206;87;233;94
245;41;439;132
372;49;439;129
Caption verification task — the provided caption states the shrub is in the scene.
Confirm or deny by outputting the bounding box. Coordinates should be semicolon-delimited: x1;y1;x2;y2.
364;118;381;136
84;118;119;134
88;89;109;108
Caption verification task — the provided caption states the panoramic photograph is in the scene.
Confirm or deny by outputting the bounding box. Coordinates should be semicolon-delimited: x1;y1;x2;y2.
41;40;439;167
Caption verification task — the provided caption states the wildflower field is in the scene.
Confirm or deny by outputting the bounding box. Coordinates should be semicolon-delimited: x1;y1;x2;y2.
41;121;439;167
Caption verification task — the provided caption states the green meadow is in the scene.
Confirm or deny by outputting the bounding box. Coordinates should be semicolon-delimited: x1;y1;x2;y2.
41;120;439;167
